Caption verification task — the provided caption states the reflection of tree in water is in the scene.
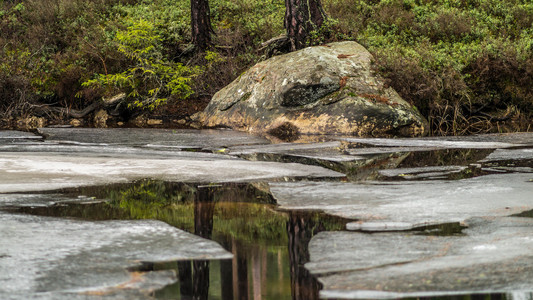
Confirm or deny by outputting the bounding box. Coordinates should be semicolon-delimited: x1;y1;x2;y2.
177;186;216;300
287;212;323;300
73;181;347;299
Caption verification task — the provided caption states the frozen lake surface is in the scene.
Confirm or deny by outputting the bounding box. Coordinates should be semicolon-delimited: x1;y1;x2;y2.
1;128;532;299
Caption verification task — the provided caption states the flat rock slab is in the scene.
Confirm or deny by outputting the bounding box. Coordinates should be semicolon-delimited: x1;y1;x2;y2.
271;173;533;230
0;211;232;299
310;217;533;299
0;152;343;193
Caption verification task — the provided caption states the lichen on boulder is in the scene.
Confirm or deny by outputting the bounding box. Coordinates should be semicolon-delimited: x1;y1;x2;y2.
196;41;429;137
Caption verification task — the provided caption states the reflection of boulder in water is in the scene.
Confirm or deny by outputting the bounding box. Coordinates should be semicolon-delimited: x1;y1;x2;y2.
196;41;428;137
267;121;301;142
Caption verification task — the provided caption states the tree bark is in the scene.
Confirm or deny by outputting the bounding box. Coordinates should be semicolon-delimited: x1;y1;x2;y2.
191;0;213;52
284;0;327;51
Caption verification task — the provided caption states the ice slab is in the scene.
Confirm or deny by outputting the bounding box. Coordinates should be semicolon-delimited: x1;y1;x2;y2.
481;148;533;162
0;142;238;159
37;128;269;149
378;165;468;180
271;173;533;229
0;130;42;143
309;217;533;299
228;141;365;162
228;142;411;181
0;211;232;299
339;132;533;149
340;137;520;149
0;152;343;193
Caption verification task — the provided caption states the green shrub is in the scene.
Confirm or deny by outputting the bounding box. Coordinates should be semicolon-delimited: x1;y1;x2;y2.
82;19;197;110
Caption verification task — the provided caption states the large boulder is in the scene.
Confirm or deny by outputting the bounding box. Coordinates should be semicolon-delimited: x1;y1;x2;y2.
196;41;428;137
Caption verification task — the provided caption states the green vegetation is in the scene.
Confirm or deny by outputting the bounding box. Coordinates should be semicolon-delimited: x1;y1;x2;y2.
81;19;197;110
1;0;531;134
325;0;533;134
102;180;289;246
76;180;346;247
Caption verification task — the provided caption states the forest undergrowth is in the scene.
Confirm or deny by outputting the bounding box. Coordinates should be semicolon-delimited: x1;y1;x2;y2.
0;0;532;135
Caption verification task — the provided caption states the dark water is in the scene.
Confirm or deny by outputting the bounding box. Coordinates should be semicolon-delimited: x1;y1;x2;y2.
15;181;348;300
11;179;525;300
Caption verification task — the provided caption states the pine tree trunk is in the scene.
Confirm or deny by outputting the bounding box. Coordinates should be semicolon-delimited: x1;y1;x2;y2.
191;0;213;52
284;0;327;51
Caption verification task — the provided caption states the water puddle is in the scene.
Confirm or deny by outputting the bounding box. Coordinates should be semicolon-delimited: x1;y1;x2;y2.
11;180;349;299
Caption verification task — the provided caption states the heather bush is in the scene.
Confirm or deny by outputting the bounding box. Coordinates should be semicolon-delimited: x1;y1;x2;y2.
325;0;533;134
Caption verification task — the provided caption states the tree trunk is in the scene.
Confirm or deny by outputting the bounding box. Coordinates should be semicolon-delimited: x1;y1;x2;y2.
284;0;327;51
191;0;213;52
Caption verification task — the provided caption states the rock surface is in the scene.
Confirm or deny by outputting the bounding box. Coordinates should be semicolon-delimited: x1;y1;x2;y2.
197;41;428;137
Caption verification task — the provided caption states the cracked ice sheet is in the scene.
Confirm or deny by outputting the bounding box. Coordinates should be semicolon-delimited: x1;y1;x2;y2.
37;127;270;149
309;217;533;299
270;172;533;230
0;152;343;193
0;211;232;300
